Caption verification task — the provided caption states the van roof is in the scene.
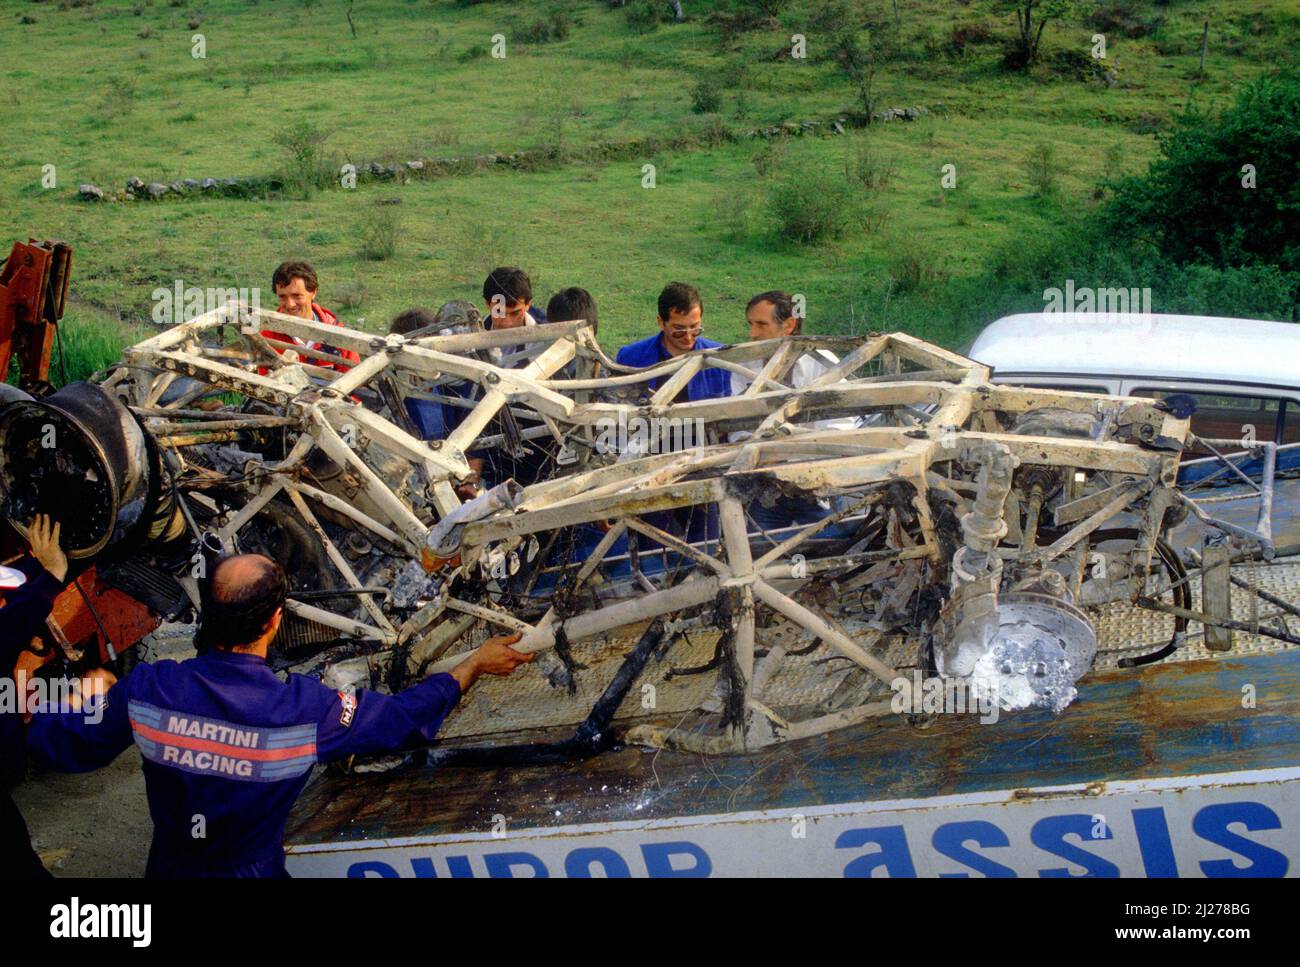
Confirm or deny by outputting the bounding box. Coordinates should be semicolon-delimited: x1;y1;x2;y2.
968;313;1300;390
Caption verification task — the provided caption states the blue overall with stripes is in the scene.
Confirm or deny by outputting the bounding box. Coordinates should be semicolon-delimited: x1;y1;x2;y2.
27;649;461;877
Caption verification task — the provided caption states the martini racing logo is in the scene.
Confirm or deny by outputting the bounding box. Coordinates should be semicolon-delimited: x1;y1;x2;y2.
128;700;317;782
339;691;357;727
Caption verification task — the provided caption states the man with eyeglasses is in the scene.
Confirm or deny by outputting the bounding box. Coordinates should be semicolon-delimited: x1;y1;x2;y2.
613;282;729;570
614;282;730;403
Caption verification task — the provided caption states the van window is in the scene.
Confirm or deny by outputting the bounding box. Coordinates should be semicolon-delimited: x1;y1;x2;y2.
1020;383;1110;394
1131;388;1294;450
1000;381;1113;394
1282;402;1300;445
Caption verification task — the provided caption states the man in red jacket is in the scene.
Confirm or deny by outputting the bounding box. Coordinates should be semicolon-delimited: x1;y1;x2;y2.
261;260;360;371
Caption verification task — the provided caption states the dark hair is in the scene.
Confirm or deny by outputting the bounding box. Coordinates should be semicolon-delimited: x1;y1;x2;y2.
657;282;702;322
272;260;319;294
482;267;533;307
746;289;801;334
389;307;439;336
195;555;288;652
545;287;599;333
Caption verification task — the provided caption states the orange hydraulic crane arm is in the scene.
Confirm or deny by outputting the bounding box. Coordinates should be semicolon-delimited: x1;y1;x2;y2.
0;239;72;392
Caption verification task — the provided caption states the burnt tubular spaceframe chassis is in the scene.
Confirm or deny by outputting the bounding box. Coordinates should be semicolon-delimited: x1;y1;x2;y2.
80;302;1189;753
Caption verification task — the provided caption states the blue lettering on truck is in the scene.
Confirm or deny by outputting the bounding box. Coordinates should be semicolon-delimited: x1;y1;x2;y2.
836;826;916;878
347;842;712;877
340;797;1289;877
1193;802;1287;877
931;821;1017;878
1030;814;1119;878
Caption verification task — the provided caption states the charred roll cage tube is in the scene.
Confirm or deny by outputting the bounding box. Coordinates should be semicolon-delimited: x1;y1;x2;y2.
0;300;1208;757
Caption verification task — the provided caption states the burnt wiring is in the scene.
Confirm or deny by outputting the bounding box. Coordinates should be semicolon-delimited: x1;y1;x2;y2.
1117;536;1190;668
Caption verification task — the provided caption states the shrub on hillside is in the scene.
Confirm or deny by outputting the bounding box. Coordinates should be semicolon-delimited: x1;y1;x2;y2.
846;139;896;190
274;120;334;196
768;169;859;244
1102;73;1300;273
358;201;402;261
949;22;996;56
1087;2;1164;39
512;9;572;44
889;244;948;295
690;78;721;113
624;0;662;33
1025;143;1059;197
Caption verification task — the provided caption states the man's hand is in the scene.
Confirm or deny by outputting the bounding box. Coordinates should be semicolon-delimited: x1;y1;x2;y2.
27;514;68;583
475;632;534;675
450;632;533;693
67;668;118;713
454;458;485;502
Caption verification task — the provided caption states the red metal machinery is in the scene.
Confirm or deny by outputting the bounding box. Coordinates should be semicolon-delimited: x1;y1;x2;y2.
1;239;160;674
0;239;71;392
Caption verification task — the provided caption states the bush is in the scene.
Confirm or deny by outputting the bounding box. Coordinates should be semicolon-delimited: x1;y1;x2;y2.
768;169;859;244
331;277;369;313
751;138;788;178
512;9;572;44
888;244;947;295
846;139;895;190
358;201;401;261
273;120;334;196
1025;143;1058;197
1087;3;1163;39
1103;73;1300;273
949;22;995;56
808;0;862;34
625;0;661;33
832;31;877;121
709;5;768;44
983;215;1300;324
1050;47;1112;83
690;78;721;114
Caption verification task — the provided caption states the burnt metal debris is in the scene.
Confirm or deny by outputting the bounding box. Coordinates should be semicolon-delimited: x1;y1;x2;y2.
0;302;1202;754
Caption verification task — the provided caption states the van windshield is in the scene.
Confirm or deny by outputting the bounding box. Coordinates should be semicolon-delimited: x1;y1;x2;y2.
1131;388;1300;452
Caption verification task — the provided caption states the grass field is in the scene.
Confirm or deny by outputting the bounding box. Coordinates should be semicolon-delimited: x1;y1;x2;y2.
2;0;1295;381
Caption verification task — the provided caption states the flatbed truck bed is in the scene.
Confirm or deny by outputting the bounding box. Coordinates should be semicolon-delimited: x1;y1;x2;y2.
284;483;1300;877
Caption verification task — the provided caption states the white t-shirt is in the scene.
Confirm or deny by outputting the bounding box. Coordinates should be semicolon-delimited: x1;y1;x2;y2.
730;347;855;441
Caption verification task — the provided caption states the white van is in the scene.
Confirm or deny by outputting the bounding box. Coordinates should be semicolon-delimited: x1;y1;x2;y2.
968;313;1300;477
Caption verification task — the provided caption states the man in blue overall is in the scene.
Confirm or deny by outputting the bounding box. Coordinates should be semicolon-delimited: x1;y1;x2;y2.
26;553;532;877
613;282;730;568
614;282;729;403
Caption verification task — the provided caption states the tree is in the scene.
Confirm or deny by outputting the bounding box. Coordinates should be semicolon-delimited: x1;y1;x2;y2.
1102;74;1300;274
997;0;1079;69
834;31;877;122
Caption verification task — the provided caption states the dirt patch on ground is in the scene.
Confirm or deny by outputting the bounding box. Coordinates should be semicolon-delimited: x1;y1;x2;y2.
14;750;152;877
